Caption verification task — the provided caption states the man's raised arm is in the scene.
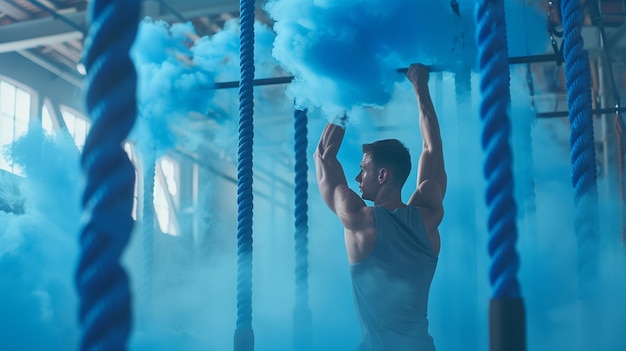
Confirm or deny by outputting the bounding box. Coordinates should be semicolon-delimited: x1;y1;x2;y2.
407;64;447;230
314;121;366;222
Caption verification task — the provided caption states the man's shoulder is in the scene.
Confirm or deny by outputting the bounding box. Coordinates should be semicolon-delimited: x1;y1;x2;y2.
341;205;375;231
357;205;376;221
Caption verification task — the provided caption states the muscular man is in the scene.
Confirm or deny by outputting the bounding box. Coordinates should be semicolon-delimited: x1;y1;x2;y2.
314;63;446;351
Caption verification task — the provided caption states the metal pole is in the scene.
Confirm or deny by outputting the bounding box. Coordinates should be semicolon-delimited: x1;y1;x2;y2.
536;107;626;118
210;55;562;90
27;0;87;35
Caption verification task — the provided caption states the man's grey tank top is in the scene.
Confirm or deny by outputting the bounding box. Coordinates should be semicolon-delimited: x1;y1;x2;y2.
350;206;438;351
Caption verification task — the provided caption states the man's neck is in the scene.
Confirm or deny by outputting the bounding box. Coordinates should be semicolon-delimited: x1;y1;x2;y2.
373;192;405;210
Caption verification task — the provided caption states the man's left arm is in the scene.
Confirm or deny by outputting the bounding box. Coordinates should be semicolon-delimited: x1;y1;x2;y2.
406;64;447;233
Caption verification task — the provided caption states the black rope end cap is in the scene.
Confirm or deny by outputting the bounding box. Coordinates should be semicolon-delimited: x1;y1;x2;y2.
489;298;527;351
234;327;254;351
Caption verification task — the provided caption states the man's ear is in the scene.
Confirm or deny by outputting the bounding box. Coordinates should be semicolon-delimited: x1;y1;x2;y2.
378;168;388;184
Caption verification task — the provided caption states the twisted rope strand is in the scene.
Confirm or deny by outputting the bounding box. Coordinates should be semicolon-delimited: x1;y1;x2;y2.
293;108;311;350
234;0;255;349
294;108;309;310
560;0;599;295
475;2;527;350
475;0;522;299
76;1;140;350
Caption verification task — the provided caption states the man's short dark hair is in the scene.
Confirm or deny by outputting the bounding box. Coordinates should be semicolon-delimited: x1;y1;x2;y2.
362;139;411;187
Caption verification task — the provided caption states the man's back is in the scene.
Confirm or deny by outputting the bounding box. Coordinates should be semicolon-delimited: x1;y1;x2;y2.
313;64;445;351
350;206;437;351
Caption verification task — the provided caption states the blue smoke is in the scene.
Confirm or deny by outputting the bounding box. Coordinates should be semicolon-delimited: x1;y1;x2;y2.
266;0;547;117
266;0;469;116
0;125;80;350
130;18;282;165
0;2;624;351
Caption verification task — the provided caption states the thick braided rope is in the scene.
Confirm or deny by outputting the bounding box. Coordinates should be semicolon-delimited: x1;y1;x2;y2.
75;1;139;350
294;108;309;310
235;0;255;347
475;0;522;299
293;108;311;350
560;0;599;291
141;162;155;305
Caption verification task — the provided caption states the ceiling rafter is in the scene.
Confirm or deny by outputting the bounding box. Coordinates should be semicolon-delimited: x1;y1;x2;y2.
0;0;241;54
0;0;30;20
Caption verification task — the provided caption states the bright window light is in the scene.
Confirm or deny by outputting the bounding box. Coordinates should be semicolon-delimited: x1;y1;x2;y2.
0;79;31;176
41;104;54;135
61;109;90;150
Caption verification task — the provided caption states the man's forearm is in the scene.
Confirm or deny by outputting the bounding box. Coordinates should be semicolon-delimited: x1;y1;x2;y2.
316;123;346;159
415;85;442;152
314;123;349;213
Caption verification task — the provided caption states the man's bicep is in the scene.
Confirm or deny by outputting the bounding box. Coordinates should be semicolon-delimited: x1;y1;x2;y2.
416;149;446;194
335;186;367;228
314;151;361;214
408;178;443;211
409;179;444;232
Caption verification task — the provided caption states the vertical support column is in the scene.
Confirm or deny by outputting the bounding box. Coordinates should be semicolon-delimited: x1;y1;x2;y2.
452;67;479;350
512;65;538;243
593;3;625;244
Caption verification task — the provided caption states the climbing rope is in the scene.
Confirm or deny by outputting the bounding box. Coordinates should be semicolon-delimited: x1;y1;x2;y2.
475;0;522;301
560;0;599;295
75;0;140;350
234;0;255;349
475;0;525;349
293;108;311;351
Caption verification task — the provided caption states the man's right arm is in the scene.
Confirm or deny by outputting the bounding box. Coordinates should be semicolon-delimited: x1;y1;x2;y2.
313;122;367;229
